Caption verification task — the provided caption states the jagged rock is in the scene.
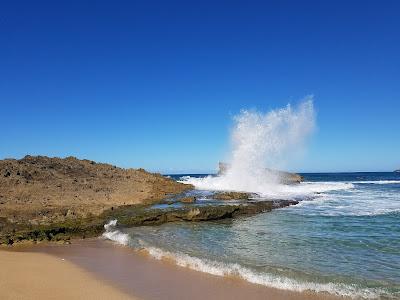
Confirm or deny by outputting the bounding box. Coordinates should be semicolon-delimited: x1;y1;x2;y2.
0;156;302;245
0;198;299;245
104;199;299;227
0;155;193;244
212;191;253;200
0;155;193;225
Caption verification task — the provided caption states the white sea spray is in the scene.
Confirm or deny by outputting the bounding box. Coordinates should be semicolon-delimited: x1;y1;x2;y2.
102;219;130;245
180;97;316;197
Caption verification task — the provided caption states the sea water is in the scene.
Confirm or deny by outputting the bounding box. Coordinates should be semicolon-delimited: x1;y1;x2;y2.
103;100;399;298
103;172;400;299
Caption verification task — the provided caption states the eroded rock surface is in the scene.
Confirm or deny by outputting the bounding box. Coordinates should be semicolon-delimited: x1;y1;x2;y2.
212;191;254;200
0;156;300;245
0;155;192;225
103;199;299;227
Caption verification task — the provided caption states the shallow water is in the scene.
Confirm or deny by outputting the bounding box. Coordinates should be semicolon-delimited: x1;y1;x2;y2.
104;172;400;299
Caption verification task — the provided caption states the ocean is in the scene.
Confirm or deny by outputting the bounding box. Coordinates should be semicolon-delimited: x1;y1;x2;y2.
103;172;400;299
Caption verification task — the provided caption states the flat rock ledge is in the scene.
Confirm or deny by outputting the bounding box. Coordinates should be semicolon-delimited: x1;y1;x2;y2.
212;191;256;200
109;199;298;226
0;199;298;245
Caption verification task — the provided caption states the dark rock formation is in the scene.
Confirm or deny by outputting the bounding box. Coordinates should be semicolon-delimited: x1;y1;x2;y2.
0;199;299;245
103;199;298;227
212;191;254;200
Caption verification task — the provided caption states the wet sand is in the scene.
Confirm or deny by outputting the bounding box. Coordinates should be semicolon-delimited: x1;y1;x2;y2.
0;248;134;300
17;239;344;300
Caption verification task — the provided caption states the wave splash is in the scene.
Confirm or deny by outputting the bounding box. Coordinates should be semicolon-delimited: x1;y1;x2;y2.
101;220;384;299
102;220;130;245
180;97;316;196
181;176;354;200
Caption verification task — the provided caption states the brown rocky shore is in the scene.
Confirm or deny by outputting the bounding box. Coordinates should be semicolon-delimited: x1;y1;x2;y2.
0;156;298;245
0;155;192;244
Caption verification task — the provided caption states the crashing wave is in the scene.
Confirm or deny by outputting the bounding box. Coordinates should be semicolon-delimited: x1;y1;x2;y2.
101;220;385;299
102;220;130;245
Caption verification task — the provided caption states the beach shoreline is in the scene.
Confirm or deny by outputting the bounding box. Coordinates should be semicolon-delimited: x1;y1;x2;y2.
3;238;344;300
0;245;136;300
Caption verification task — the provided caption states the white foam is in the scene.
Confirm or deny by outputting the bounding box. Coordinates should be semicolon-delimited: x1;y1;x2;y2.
181;175;400;217
101;219;389;298
141;245;383;299
351;180;400;185
292;189;400;216
102;219;130;245
180;176;354;199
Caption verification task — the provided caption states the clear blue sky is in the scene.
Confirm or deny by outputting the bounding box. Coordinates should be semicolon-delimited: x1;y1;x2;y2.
1;1;399;173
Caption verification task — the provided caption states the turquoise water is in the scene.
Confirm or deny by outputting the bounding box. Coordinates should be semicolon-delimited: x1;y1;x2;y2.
104;173;400;299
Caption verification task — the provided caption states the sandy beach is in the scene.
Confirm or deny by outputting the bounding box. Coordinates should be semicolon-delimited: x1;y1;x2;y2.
1;239;344;300
0;247;136;300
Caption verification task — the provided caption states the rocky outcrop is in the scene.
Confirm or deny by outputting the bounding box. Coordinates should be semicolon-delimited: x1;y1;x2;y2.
0;155;300;245
0;155;192;226
103;199;299;227
163;195;197;205
212;191;254;200
218;162;303;184
0;198;299;245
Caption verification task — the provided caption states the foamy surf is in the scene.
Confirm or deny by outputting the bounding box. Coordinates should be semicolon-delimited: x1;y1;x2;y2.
351;180;400;185
101;219;385;299
142;245;385;299
292;190;400;217
179;176;354;199
102;220;130;245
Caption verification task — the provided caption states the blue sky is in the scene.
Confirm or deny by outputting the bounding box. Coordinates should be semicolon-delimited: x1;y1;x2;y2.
1;1;399;173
